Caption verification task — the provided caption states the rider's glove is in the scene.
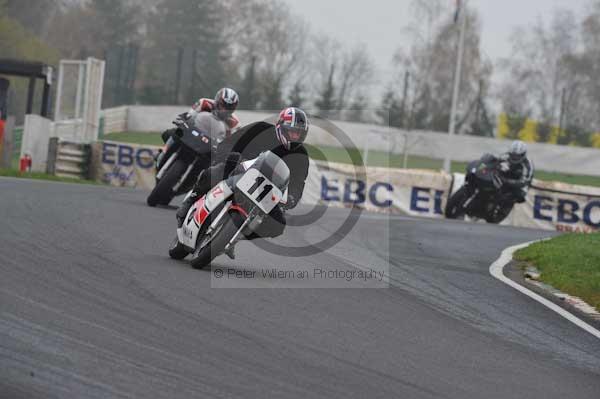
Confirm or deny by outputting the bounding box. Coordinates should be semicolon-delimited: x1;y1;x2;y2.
173;112;190;126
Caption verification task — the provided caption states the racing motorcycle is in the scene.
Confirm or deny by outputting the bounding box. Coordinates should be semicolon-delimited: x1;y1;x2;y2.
147;119;214;207
445;156;522;224
168;151;289;269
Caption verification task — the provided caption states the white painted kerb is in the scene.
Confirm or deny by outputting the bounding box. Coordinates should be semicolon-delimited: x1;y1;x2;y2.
490;240;600;340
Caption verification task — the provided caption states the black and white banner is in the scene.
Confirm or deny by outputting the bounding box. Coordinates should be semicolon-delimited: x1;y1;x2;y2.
91;141;600;233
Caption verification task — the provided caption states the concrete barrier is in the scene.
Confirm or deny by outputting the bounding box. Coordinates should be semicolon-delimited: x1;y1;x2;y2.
100;106;128;135
102;105;600;177
20;115;52;172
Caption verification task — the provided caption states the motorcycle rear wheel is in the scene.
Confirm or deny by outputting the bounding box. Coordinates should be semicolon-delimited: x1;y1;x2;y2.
485;203;513;224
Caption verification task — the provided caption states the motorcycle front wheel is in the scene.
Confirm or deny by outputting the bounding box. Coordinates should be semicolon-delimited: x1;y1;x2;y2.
147;158;187;207
190;211;245;270
445;186;470;219
168;236;189;260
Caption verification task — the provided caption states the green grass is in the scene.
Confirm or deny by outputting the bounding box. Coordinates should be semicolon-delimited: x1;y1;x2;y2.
103;131;600;187
308;145;600;186
0;169;99;185
104;131;164;146
515;234;600;310
306;144;452;170
530;171;600;188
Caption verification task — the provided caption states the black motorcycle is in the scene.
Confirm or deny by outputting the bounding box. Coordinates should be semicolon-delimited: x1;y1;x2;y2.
445;156;519;224
146;121;214;207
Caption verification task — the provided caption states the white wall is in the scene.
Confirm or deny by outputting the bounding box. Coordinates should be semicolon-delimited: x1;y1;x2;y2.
21;115;52;172
101;106;128;135
103;106;600;177
122;105;275;133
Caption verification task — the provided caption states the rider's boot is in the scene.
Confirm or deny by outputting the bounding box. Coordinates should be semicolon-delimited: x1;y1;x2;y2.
176;193;198;227
176;169;213;227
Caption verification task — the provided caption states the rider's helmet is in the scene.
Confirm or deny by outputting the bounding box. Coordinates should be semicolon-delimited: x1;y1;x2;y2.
213;88;239;121
508;140;528;165
275;107;309;150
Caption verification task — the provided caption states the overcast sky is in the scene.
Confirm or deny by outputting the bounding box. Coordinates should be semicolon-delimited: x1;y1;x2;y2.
282;0;585;84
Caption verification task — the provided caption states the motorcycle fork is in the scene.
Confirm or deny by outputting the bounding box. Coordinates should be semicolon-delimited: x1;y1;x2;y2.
157;152;178;179
207;202;232;236
463;188;479;209
173;158;198;193
224;208;257;252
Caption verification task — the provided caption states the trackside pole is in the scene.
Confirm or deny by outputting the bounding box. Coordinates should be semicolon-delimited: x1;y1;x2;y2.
445;0;468;173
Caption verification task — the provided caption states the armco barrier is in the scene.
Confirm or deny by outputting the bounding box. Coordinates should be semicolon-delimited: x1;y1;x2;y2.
90;139;600;233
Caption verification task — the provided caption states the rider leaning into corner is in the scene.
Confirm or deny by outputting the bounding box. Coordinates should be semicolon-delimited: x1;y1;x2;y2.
483;140;535;203
157;88;241;165
176;107;310;258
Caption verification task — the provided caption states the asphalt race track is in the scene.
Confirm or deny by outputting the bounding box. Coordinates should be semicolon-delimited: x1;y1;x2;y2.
1;178;599;399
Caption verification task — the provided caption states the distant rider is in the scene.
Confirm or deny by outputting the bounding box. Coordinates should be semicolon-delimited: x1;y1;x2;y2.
157;88;240;165
483;140;534;203
176;107;311;258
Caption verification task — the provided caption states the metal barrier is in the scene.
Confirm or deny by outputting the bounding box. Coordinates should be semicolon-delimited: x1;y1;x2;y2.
46;138;91;179
12;126;22;167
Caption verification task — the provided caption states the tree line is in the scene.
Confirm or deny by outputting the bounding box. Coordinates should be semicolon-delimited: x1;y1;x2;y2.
2;0;600;148
7;0;375;116
383;0;600;147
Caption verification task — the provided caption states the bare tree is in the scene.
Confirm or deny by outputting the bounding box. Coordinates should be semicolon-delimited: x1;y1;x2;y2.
498;10;579;125
336;43;375;110
225;0;311;110
309;35;375;119
391;1;492;133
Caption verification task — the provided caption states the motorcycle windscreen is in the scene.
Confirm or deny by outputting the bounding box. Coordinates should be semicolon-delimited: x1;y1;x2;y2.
178;128;213;155
247;151;290;191
469;160;497;188
179;112;224;155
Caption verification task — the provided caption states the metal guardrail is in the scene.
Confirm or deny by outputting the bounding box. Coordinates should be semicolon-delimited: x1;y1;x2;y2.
46;138;91;179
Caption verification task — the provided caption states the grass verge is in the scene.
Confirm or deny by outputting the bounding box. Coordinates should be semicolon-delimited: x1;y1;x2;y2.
104;131;163;146
103;131;600;188
514;234;600;310
0;169;98;185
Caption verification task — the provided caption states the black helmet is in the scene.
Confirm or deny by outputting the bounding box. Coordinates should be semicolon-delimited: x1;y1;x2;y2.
508;140;527;165
275;107;309;150
213;88;239;121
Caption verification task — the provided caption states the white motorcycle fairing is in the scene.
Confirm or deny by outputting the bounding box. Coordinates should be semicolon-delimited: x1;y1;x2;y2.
177;181;233;249
241;157;289;206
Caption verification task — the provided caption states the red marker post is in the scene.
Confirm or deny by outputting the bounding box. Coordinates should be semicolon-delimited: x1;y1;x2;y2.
0;118;4;158
19;154;32;173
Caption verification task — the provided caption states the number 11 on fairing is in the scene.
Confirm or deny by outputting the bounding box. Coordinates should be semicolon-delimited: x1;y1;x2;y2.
246;176;273;202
